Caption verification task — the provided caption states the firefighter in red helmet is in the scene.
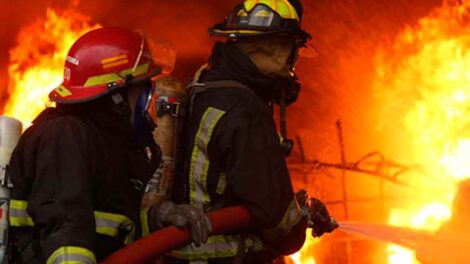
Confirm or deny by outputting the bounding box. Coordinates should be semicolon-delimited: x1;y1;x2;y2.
7;27;211;263
169;0;337;263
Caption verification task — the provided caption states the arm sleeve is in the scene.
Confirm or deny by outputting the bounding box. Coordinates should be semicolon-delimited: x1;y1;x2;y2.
211;100;307;254
27;118;97;263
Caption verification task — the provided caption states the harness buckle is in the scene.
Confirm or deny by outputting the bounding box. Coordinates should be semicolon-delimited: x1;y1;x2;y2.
130;178;144;191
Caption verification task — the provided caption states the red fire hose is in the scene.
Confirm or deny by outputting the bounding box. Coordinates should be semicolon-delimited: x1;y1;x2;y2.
101;206;252;264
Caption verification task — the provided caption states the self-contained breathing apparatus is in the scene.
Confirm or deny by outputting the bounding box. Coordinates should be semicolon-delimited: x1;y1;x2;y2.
0;116;22;264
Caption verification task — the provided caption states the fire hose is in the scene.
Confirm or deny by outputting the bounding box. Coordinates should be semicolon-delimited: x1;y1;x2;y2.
101;206;252;264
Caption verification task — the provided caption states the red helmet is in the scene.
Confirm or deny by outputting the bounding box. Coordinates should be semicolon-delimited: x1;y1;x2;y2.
49;26;176;103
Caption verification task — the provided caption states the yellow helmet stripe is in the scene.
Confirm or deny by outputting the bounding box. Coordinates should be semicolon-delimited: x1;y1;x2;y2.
83;63;151;88
83;73;124;87
55;85;73;97
243;0;299;20
279;1;298;19
212;29;269;35
244;0;256;11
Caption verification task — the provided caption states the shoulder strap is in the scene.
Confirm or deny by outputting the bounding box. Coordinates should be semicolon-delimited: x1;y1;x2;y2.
186;65;252;115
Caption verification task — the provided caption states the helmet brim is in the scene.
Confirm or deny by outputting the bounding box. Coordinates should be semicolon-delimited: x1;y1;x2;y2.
209;24;312;46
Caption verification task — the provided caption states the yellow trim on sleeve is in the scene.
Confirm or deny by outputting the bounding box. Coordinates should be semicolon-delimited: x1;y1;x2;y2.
46;246;96;264
140;207;151;237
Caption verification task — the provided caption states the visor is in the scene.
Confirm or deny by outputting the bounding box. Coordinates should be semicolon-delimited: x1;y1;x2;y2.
218;3;312;45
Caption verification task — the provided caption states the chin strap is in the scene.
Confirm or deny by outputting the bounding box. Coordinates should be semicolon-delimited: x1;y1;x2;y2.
279;88;294;157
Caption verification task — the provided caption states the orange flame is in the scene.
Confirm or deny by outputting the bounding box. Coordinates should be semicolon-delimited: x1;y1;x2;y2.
286;233;319;264
287;0;470;263
371;0;470;263
4;8;98;126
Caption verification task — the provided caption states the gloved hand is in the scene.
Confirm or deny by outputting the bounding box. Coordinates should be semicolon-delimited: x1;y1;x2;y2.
149;201;212;246
296;189;338;237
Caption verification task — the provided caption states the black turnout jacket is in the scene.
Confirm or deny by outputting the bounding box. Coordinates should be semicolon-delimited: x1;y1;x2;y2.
169;42;307;264
8;99;158;263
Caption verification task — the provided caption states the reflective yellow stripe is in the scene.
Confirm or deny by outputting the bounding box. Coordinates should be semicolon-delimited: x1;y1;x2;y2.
10;199;33;227
120;62;150;77
171;235;264;261
46;246;96;264
263;199;302;239
10;200;135;243
55;85;73;97
189;107;226;210
10;215;33;227
83;63;150;87
10;200;27;210
83;73;123;87
215;173;227;195
94;211;135;244
212;29;267;35
140;207;151;237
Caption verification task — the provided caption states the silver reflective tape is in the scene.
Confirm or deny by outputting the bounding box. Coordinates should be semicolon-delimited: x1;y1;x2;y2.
191;108;226;209
95;217;120;230
50;253;95;264
9;208;29;218
172;235;264;260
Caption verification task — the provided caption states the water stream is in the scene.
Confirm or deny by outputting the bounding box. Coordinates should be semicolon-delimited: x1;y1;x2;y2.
338;221;470;264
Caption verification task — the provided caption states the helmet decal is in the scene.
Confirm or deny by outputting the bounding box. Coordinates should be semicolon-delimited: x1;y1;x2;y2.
101;54;129;69
66;55;80;66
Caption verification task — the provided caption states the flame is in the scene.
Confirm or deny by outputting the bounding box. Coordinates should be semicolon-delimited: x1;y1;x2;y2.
286;232;319;264
371;1;470;263
4;8;98;126
289;0;470;262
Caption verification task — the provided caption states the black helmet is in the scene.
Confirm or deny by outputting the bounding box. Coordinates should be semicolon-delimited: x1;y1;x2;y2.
209;0;312;46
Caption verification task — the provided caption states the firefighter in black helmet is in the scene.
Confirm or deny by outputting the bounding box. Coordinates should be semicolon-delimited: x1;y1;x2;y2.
169;0;337;263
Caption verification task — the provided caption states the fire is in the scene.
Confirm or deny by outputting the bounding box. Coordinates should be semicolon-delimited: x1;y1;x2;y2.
372;0;470;263
286;232;319;264
289;0;470;263
4;8;98;126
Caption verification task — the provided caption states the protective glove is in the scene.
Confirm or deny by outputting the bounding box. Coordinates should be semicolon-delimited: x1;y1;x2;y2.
296;189;338;237
149;201;212;246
